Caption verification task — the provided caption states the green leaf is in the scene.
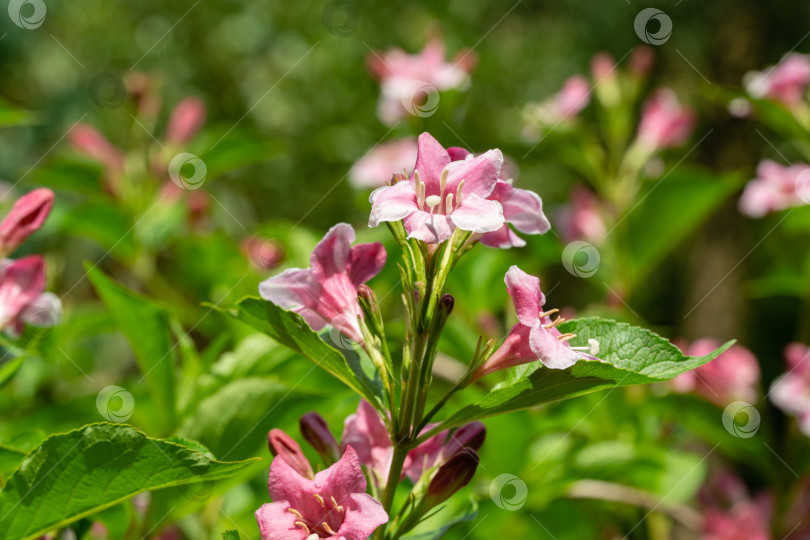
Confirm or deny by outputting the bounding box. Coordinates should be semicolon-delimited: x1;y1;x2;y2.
87;267;176;432
0;98;38;127
0;355;24;390
177;377;289;460
225;297;383;409
221;530;240;540
0;423;258;540
434;318;732;431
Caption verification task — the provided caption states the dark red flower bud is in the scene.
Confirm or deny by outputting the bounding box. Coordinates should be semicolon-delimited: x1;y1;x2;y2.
299;412;340;464
267;428;313;479
439;294;454;316
425;448;479;508
441;421;486;459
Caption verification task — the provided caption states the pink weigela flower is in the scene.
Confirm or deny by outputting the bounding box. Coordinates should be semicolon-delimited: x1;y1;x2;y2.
636;88;696;152
770;342;810;436
745;53;810;106
349;137;418;189
739;160;810;218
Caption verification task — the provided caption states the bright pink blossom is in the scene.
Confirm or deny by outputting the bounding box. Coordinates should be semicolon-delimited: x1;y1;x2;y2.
368;37;475;124
259;223;386;344
558;185;606;244
0;188;53;257
739;160;810;218
165;97;206;145
671;339;760;407
444;147;550;248
770;342;810;436
636;88;696;151
745;53;810;106
368;133;505;244
349;138;418;189
473;266;600;381
0;256;45;329
255;445;388;540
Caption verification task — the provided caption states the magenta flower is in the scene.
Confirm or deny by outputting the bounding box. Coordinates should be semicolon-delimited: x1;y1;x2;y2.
770;343;810;436
368;133;506;244
0;256;46;330
444;147;550;248
367;37;475;125
636;88;696;152
557;185;606;244
472;266;600;381
0;188;53;257
670;339;760;407
739;160;810;218
259;223;386;344
349;137;418;189
255;445;388;540
745;53;810;106
165;96;206;146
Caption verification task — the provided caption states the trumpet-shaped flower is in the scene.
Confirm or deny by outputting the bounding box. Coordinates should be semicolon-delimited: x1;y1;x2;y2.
744;53;810;106
0;188;54;257
770;343;810;436
369;133;505;244
255;445;388;540
739;160;810;218
636;88;696;152
473;266;600;381
671;339;760;406
349;138;418;189
259;223;386;344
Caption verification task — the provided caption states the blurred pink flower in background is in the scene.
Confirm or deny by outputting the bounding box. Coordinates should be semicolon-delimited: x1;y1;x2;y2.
745;53;810;106
770;342;810;436
739;160;810;218
69;124;126;192
349;137;418;188
698;469;773;540
629;45;655;78
165;96;206;146
0;256;45;330
557;185;606;244
522;75;591;130
671;339;760;407
636;88;696;152
367;37;475;124
590;52;617;82
241;235;285;271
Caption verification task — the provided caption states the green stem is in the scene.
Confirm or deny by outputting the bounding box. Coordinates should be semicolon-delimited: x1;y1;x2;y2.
375;445;410;540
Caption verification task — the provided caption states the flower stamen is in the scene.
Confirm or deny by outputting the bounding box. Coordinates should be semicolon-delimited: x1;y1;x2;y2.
313;493;325;508
294;521;311;533
425;195;442;214
456;179;465;206
322;522;339;535
538;308;559;318
288;508;304;519
557;333;576;342
569;338;601;355
331;496;344;513
445;193;454;213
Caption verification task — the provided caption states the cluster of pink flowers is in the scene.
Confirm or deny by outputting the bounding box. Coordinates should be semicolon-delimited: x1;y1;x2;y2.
367;37;475;125
697;469;773;540
670;339;760;407
739;160;810;218
635;88;696;153
256;402;484;539
770;342;810;436
0;189;61;335
744;53;810;107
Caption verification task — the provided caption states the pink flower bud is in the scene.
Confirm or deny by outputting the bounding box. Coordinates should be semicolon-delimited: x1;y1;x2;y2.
629;46;655;78
637;88;696;151
299;412;340;463
555;76;591;118
0;256;46;329
267;428;313;479
241;236;285;271
590;52;616;81
69;124;125;189
425;448;479;508
166;97;206;146
0;189;53;256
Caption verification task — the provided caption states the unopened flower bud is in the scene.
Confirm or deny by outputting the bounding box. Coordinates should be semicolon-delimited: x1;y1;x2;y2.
439;294;454;316
0;188;53;257
267;429;313;479
299;412;340;464
441;421;486;459
425;448;479;508
357;284;382;329
166;97;206;145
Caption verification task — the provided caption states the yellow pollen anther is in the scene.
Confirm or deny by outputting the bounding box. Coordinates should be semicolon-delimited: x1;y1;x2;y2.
538;308;559;318
542;316;565;329
288;508;304;519
331;496;344;513
294;521;310;533
557;333;576;342
313;493;325;508
323;522;339;535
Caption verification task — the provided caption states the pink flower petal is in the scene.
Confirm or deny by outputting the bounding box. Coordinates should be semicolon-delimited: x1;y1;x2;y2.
259;268;316;311
0;188;54;256
528;320;589;369
310;223;355;282
479;225;527;248
403;210;455;244
165;97;206;145
413;133;451;195
504;266;544;326
348;242;387;288
0;255;45;328
255;501;306;540
444;149;503;199
368;181;418;227
337;493;389;539
450;194;504;234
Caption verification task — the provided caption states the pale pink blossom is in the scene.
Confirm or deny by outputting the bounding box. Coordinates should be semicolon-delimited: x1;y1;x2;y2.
555;76;591;118
349;138;418;189
255;445;388;540
368;133;505;244
0;188;53;257
368;37;475;124
745;53;810;106
770;342;810;436
259;223;386;344
590;52;617;81
671;339;760;406
557;186;606;244
165;97;206;146
69;124;125;191
0;256;45;330
739;160;810;218
636;88;696;151
472;266;600;381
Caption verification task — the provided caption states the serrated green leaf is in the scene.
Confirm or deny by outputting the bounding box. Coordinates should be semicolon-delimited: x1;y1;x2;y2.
434;318;733;431
87;267;176;432
0;423;258;540
224;297;383;409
